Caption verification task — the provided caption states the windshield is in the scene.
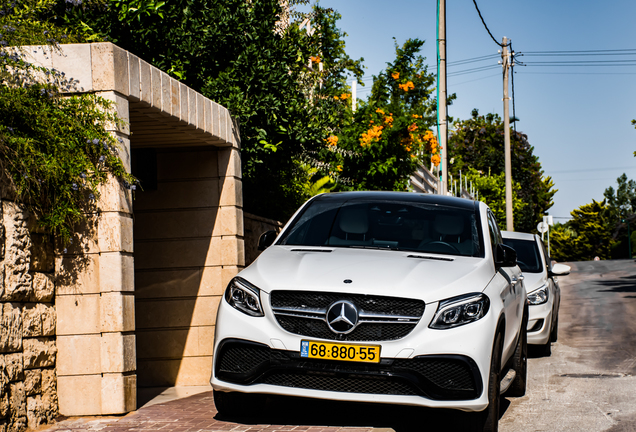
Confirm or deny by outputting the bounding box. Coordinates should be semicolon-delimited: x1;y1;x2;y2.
278;198;484;257
502;238;543;273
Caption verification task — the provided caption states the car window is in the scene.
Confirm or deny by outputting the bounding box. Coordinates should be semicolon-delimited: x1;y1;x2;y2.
486;210;502;254
539;238;552;272
502;238;543;273
278;199;484;257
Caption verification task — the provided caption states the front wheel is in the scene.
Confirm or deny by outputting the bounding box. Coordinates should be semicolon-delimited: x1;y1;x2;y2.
506;319;527;397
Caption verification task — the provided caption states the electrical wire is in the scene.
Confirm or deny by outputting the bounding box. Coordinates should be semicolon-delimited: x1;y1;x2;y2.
471;0;508;47
447;64;500;77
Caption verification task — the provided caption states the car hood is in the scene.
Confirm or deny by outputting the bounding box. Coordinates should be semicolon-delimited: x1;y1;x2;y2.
239;246;496;304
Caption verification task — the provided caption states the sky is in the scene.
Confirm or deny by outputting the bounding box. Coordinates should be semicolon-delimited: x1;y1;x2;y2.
298;0;636;222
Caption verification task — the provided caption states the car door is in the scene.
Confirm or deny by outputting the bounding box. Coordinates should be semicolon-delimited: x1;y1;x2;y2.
487;211;524;359
538;236;560;324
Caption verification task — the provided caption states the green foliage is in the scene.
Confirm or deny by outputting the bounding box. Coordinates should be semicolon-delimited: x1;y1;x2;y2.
550;200;612;262
55;0;363;221
0;0;135;243
603;173;636;259
324;39;440;192
448;109;556;233
461;168;525;231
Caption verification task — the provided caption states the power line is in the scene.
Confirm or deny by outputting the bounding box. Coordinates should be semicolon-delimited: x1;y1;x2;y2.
522;48;636;54
471;0;508;47
448;53;499;67
448;64;500;77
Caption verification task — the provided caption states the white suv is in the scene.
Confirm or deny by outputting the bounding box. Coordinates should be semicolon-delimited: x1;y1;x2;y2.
211;192;528;431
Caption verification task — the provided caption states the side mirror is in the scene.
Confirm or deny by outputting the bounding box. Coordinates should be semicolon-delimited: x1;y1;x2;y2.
495;244;517;268
257;230;277;251
549;263;571;276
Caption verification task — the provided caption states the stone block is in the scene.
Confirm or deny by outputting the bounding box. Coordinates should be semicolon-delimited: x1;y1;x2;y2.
131;178;220;211
0;303;21;353
179;82;188;123
24;370;41;396
99;252;134;293
98;175;133;213
30;273;54;303
112;131;131;174
55;254;100;296
127;53;140;102
41;370;56;398
161;73;171;116
57;375;101;416
29;234;55;273
3;354;22;382
217;206;244;237
26;395;44;430
139;59;151;106
171;77;179;118
100;333;136;373
219;106;228;143
204;99;212;135
196;93;205;130
57;335;100;376
3;202;33;302
21;305;42;338
136;326;214;359
98;212;133;253
91;43;129;96
100;292;135;333
230;116;241;148
210;101;219;136
135;296;220;329
55;294;101;335
0;392;7;420
133;209;218;241
101;374;136;414
133;237;221;271
9;383;26;419
22;338;56;369
187;87;197;127
219;175;243;208
134;268;215;299
98;91;130;135
137;357;211;387
220;236;245;267
156;148;218;180
218;147;242;178
40;305;55;337
151;66;162;110
51;43;93;93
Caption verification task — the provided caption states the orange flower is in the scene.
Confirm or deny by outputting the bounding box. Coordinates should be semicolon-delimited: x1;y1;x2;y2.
360;125;384;147
340;93;350;100
384;115;394;126
325;135;339;146
412;114;422;119
334;96;339;100
336;165;343;172
391;71;400;80
408;123;418;132
431;154;441;166
398;81;415;92
376;108;385;115
310;56;321;63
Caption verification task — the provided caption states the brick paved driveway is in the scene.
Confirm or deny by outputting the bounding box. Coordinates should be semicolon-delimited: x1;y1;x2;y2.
39;391;395;432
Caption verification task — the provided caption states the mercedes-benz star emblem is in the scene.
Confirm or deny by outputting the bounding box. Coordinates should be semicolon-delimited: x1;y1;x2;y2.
326;300;359;334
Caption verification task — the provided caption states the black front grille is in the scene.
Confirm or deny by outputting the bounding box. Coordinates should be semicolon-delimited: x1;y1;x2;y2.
262;373;418;396
271;291;425;316
270;291;425;342
215;339;481;401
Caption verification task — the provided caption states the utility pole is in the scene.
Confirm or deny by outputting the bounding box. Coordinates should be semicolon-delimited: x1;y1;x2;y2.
438;0;448;195
351;80;357;112
502;37;513;231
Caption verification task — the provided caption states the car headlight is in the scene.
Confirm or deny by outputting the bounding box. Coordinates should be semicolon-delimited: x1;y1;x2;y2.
224;278;264;317
527;284;549;305
429;293;490;330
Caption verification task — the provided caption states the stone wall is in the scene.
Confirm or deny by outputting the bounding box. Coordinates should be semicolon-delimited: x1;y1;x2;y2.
0;201;58;432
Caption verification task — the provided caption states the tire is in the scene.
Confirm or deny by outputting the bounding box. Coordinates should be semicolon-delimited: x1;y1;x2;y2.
550;316;559;343
506;319;527;397
213;390;265;418
538;339;552;357
464;332;502;432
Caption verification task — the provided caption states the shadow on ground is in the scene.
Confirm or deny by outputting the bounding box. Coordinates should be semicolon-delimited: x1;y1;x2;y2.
215;393;513;432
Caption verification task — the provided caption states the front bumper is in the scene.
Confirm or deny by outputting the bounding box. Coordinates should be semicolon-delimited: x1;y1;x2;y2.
527;301;553;345
211;291;498;412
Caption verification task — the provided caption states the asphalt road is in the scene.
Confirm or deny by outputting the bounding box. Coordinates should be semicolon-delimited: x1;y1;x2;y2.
498;259;636;432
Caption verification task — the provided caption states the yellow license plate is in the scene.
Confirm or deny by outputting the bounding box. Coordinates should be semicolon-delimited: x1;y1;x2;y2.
300;340;381;363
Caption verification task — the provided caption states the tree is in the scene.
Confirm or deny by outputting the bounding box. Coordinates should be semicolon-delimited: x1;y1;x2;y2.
322;39;442;192
448;109;556;233
0;0;135;243
550;200;611;262
54;0;363;221
603;173;636;258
